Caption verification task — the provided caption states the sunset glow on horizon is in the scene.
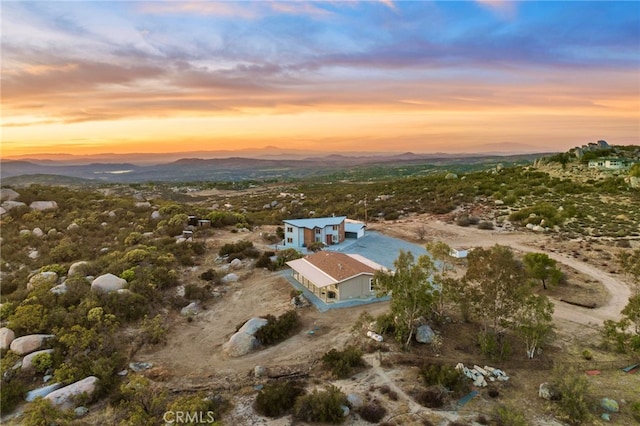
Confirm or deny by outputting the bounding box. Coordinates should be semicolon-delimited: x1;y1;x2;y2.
2;1;639;158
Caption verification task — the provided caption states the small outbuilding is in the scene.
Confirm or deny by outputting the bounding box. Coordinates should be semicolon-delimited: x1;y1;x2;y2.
449;248;469;259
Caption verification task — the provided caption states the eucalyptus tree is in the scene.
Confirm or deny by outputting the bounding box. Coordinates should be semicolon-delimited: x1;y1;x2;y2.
374;250;437;348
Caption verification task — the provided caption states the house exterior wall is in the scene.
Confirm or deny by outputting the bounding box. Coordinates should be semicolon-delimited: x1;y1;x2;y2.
285;225;306;247
285;222;346;248
588;159;632;170
337;275;374;301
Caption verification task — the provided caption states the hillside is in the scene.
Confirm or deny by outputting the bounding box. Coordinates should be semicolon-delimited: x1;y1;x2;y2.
0;156;639;425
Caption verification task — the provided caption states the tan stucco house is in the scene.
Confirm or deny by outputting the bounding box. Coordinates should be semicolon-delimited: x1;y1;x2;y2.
286;251;387;303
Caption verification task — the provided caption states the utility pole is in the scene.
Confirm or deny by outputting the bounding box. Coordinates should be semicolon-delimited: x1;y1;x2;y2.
364;194;368;225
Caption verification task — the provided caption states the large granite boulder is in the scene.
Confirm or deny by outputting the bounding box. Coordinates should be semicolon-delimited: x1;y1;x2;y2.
222;273;239;283
0;189;20;202
415;325;435;344
1;201;27;211
238;318;268;335
10;334;55;355
45;376;99;410
68;261;89;276
347;393;364;409
601;398;619;413
223;317;269;357
223;332;258;357
22;349;54;371
0;327;16;351
229;258;242;270
25;382;63;402
181;302;199;316
30;201;59;211
32;227;44;237
27;271;58;291
50;283;68;295
91;273;126;293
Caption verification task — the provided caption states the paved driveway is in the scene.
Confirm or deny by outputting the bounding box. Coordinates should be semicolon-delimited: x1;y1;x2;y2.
327;231;429;269
281;231;429;312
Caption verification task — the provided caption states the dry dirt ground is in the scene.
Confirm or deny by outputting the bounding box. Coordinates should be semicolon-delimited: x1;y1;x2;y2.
134;215;637;425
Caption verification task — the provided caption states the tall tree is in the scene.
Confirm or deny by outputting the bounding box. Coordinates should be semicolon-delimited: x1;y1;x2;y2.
522;252;563;290
425;240;454;318
464;245;531;358
617;249;640;295
514;294;555;359
374;250;437;348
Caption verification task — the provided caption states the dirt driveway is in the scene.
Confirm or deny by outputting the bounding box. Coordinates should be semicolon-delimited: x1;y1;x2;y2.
375;217;632;328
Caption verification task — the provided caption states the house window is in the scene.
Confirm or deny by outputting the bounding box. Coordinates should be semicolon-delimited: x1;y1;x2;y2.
316;228;321;234
287;237;293;243
333;225;339;231
286;227;293;233
369;278;375;292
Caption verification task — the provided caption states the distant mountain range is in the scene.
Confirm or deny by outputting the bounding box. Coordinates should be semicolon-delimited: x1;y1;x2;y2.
1;150;548;184
2;143;546;166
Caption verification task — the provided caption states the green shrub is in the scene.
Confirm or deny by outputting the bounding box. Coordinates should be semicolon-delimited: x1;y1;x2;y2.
254;311;300;346
184;283;210;301
168;393;228;425
31;351;54;373
274;248;303;268
199;268;221;283
456;216;471;227
39;264;67;276
219;240;254;257
495;404;528;426
294;385;347;424
255;381;305;417
19;398;72;426
478;221;494;230
322;346;364;379
414;387;446;408
8;303;48;335
0;352;28;413
419;364;468;395
256;252;275;269
581;349;593;360
140;314;167;345
552;367;593;425
631;401;640;423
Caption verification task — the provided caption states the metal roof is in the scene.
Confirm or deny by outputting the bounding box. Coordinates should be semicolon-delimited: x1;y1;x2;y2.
283;216;347;229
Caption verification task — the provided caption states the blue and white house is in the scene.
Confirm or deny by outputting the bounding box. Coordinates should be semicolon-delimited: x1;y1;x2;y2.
283;216;365;248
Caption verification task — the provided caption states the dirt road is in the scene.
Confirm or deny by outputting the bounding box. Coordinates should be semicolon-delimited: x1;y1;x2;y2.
376;218;632;328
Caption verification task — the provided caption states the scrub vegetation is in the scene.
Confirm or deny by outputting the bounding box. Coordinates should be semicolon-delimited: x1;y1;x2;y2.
1;146;639;424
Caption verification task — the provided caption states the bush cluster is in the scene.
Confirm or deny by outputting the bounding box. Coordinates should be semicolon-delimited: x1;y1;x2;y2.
419;363;468;395
254;381;305;417
293;385;347;424
322;346;365;379
357;401;387;423
254;310;300;346
218;240;260;261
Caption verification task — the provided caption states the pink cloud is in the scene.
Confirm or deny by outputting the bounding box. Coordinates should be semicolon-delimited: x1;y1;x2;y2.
136;1;258;19
475;0;517;19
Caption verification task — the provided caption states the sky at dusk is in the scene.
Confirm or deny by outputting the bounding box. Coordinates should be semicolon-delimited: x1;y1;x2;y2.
1;1;639;157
